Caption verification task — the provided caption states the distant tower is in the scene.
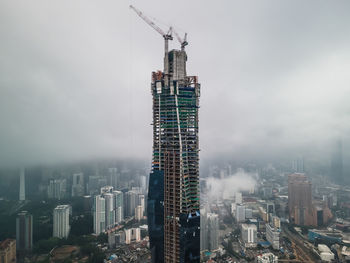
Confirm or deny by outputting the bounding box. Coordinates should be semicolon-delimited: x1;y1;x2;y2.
19;168;25;201
292;156;304;173
331;139;343;184
288;174;314;226
16;211;33;252
72;173;84;197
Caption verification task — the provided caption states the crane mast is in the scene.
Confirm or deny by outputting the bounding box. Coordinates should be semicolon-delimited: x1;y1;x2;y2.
173;30;188;51
129;5;173;55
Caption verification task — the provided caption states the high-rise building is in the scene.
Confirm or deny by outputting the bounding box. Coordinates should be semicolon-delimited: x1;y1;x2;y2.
72;173;84;197
241;224;257;248
16;211;32;252
207;213;219;251
236;204;246;222
200;207;208;251
147;37;201;263
104;193;115;230
48;179;67;200
113;190;124;223
0;239;16;263
93;195;106;235
53;205;70;239
135;205;143;221
108;168;118;189
125;190;138;218
139;175;147;193
288;173;315;226
19;168;25;201
292;156;304;173
138;194;145;216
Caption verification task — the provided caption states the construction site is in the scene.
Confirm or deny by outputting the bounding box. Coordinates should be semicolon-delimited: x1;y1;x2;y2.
130;5;201;263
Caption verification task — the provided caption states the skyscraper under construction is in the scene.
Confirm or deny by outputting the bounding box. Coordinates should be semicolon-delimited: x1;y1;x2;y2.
148;48;201;262
130;6;201;262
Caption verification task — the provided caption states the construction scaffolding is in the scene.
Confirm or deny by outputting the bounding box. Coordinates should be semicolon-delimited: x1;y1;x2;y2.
150;50;200;263
130;6;201;262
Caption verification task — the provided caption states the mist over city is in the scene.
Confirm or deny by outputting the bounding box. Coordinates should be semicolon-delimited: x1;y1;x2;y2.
1;1;350;263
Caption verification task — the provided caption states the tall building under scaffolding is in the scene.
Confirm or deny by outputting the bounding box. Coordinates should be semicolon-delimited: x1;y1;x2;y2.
129;6;201;262
147;40;201;263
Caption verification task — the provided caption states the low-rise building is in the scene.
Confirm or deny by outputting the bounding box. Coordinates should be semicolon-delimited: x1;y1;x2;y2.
125;228;141;244
257;252;278;263
0;239;16;263
266;223;280;250
241;224;257;248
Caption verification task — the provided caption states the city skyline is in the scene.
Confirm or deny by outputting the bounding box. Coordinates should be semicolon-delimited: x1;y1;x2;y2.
1;1;350;262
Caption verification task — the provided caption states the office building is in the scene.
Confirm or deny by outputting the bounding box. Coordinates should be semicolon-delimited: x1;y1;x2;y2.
16;211;33;252
241;224;257;248
0;239;16;263
53;205;70;239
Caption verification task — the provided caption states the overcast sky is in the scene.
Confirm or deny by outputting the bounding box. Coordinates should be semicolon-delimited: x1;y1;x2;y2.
1;0;350;168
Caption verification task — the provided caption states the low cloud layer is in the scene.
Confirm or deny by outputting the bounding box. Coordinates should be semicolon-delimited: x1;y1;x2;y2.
205;171;257;202
1;1;350;168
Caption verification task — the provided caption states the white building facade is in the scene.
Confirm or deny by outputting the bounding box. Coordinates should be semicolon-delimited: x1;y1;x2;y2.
53;205;70;239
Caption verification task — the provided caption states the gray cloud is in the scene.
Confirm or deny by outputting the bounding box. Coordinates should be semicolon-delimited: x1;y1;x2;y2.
0;0;350;167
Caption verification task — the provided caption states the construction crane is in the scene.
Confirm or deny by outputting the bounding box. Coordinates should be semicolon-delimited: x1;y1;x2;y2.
129;5;173;54
173;30;188;51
